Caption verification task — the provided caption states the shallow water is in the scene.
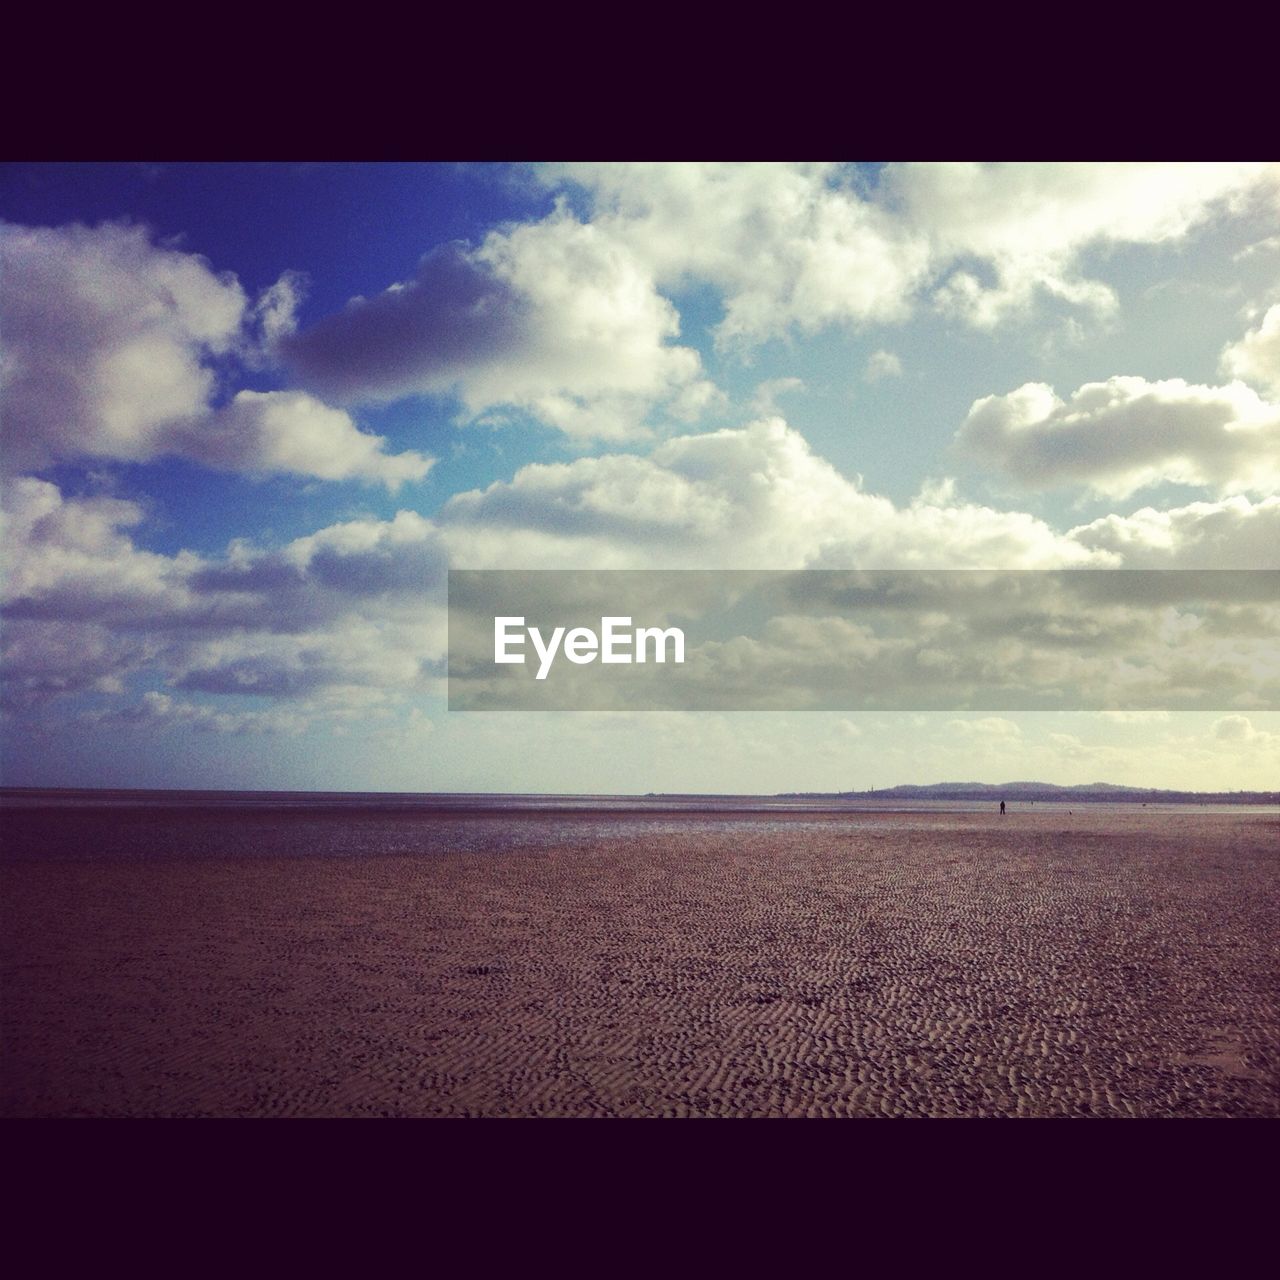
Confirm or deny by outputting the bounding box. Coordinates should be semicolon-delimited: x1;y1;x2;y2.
3;789;1274;863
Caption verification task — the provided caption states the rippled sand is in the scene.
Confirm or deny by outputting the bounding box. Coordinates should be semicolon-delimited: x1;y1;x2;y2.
3;809;1277;1117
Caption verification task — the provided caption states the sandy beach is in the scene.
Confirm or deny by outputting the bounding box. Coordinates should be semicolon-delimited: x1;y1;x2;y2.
3;805;1277;1117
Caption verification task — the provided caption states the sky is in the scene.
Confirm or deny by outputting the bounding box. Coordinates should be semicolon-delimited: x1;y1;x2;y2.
2;161;1279;794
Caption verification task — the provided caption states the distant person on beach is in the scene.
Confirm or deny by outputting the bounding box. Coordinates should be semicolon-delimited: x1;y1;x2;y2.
999;800;1006;815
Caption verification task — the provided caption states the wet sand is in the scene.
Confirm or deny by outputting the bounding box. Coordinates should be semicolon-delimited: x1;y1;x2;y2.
3;807;1277;1117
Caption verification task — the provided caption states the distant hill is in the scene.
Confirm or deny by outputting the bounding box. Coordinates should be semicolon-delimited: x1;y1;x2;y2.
783;781;1279;805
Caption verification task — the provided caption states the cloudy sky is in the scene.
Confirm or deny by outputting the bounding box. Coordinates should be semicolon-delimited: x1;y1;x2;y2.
2;162;1278;793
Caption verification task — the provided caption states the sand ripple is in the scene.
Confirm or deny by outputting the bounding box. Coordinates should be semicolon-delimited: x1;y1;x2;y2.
2;809;1277;1117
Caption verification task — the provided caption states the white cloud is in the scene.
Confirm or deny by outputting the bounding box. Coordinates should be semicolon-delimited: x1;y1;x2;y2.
473;212;720;437
0;477;451;710
274;163;1280;438
251;270;307;347
0;420;1103;715
1;221;245;470
178;391;432;489
1;618;151;709
283;215;720;442
750;377;805;415
0;477;194;621
0;222;430;488
561;162;1279;339
6;416;1277;725
1221;302;1280;396
442;417;1102;570
1069;495;1280;568
957;377;1280;498
558;163;929;347
887;161;1277;327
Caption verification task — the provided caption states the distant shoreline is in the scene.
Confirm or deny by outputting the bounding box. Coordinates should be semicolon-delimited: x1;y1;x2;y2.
784;783;1280;805
1;784;1276;810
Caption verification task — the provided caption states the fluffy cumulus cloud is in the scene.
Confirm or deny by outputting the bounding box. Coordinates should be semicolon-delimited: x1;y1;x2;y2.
1221;302;1280;396
0;419;1100;720
560;162;1278;337
555;163;929;346
5;410;1279;734
0;477;195;624
6;165;1280;752
1069;495;1280;568
0;476;451;718
441;418;1103;570
176;391;432;487
1;221;246;469
956;376;1280;498
0;221;432;488
283;161;925;432
276;164;1279;443
885;161;1276;327
283;218;719;442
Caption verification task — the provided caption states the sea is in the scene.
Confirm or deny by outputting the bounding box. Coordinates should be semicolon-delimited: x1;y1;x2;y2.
1;788;1274;863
